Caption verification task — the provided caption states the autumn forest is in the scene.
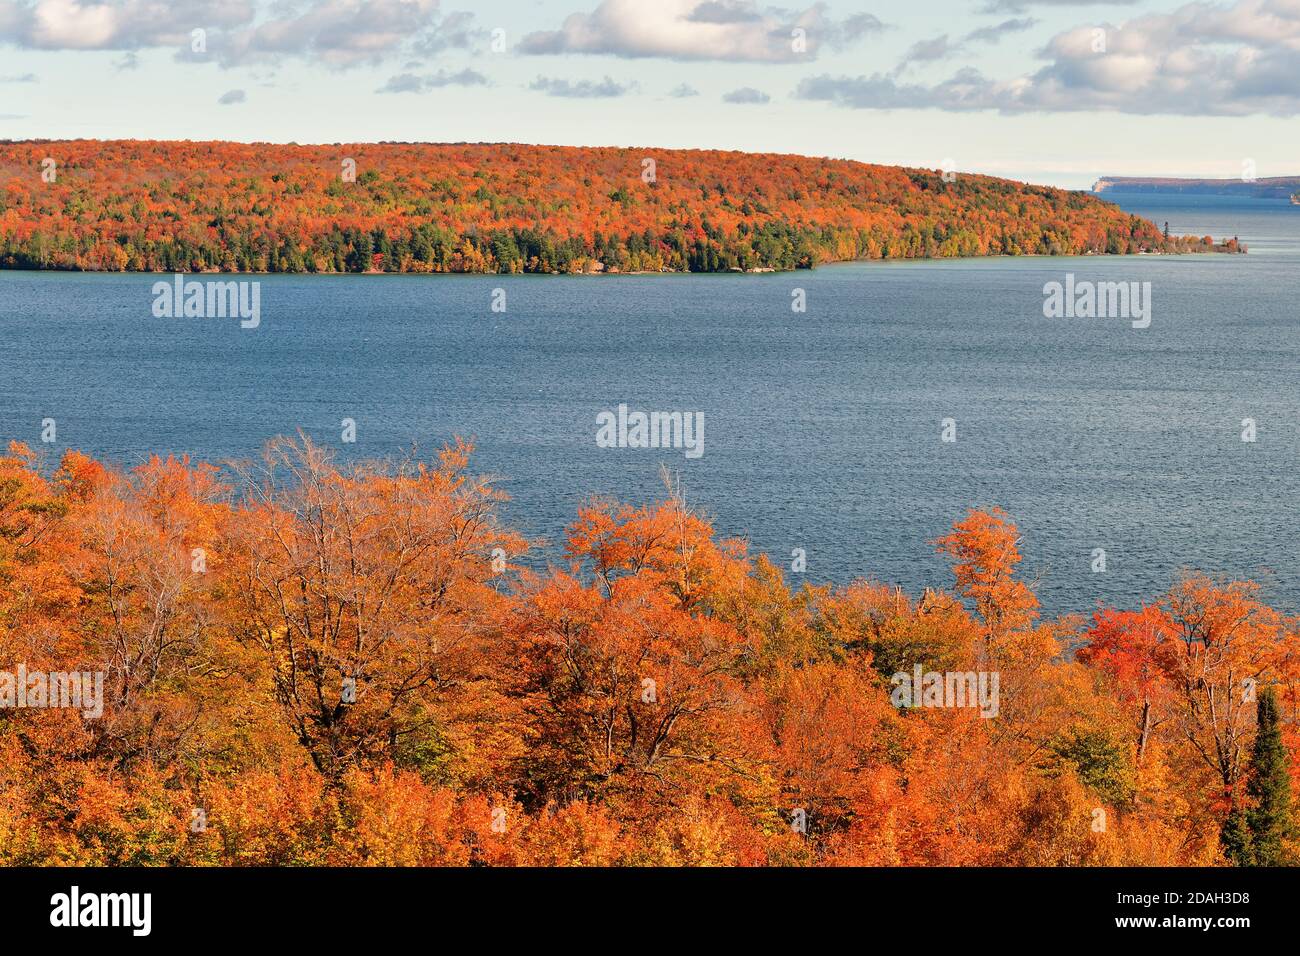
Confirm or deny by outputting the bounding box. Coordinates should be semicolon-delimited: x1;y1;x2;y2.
0;137;1285;872
0;438;1295;866
0;140;1236;275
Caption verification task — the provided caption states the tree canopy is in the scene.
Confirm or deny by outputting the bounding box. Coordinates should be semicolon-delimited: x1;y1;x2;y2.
0;140;1233;275
0;439;1294;865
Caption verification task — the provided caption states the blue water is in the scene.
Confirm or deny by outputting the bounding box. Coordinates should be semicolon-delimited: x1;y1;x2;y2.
1;194;1297;616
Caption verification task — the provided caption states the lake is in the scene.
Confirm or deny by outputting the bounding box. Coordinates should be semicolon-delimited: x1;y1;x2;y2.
1;193;1297;616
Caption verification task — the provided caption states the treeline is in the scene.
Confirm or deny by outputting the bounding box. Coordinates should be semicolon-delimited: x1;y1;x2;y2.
0;438;1296;866
0;140;1237;275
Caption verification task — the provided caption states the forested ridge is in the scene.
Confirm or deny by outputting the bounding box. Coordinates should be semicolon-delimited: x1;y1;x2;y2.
0;439;1295;865
0;140;1237;275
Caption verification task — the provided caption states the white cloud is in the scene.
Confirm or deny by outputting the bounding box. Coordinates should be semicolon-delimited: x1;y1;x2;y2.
519;0;883;62
216;0;463;68
799;0;1300;116
0;0;254;50
0;0;473;68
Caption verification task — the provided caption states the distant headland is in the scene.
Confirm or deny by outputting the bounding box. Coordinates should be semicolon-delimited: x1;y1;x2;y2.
0;140;1241;274
1094;174;1300;202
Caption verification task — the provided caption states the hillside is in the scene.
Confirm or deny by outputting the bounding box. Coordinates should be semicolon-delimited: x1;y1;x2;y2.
0;140;1234;274
1095;174;1300;201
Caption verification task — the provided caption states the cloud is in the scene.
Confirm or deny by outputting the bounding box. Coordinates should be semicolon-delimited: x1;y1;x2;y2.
687;1;760;23
0;0;474;69
407;8;475;57
893;22;1036;75
376;67;487;92
668;82;699;97
897;34;955;67
519;0;884;62
796;68;999;110
528;74;637;97
887;33;961;78
0;0;255;50
841;12;886;43
799;0;1300;116
722;85;770;103
980;0;1133;12
217;88;245;104
964;17;1037;44
214;0;461;68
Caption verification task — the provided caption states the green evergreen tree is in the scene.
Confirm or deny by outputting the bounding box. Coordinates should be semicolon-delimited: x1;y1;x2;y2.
1221;803;1251;865
1245;687;1295;865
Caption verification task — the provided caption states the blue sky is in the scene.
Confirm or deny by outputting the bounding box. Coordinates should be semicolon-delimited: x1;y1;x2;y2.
2;0;1299;188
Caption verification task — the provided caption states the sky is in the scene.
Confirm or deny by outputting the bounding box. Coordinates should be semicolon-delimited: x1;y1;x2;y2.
1;0;1299;189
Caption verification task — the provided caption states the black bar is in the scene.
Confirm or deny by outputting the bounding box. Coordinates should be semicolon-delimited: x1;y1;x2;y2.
2;866;1272;942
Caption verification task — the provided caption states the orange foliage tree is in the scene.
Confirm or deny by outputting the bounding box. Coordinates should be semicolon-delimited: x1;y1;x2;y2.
0;440;1296;866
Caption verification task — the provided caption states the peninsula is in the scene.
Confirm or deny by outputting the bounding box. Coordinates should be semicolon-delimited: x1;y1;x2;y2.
1;140;1239;274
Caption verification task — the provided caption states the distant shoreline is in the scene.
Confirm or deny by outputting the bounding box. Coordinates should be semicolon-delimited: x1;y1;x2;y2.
1094;174;1300;201
0;242;1247;280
